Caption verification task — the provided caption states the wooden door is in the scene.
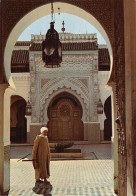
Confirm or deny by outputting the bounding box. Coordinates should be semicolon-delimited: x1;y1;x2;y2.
47;98;83;141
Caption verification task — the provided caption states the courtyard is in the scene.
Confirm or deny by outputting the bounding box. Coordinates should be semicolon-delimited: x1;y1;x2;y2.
9;143;116;196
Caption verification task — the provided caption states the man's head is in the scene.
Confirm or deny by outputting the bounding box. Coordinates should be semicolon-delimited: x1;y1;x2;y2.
40;127;48;136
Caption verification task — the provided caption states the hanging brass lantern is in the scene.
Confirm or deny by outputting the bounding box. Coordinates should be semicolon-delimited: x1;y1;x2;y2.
42;0;62;68
97;98;103;114
42;22;62;67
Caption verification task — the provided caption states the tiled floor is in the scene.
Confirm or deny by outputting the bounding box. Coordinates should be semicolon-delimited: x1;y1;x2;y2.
9;144;117;196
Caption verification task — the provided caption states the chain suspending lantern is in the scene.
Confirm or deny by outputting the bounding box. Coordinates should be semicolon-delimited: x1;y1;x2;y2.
42;0;62;68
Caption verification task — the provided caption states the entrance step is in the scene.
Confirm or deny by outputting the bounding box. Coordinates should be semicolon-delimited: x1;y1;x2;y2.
100;140;111;144
10;143;33;147
49;140;89;148
73;140;89;145
51;152;83;159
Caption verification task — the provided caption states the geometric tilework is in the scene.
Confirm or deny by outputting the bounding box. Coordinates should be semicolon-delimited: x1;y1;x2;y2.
9;144;116;196
9;187;117;195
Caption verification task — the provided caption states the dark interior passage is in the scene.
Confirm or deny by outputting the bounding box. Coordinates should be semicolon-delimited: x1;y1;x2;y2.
10;96;27;143
104;96;112;141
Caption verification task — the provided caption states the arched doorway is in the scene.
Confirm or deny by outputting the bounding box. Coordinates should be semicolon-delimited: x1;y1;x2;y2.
10;96;27;143
4;2;113;83
0;1;119;194
1;0;135;195
47;92;83;141
104;96;112;141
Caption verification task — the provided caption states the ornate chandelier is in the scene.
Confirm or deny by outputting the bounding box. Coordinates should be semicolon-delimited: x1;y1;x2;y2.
42;0;62;68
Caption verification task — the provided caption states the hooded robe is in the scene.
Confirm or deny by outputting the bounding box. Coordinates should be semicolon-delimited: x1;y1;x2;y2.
32;135;50;179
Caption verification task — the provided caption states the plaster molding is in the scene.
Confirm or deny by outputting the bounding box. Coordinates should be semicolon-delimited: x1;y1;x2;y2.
35;54;94;73
40;77;89;103
40;87;89;124
11;73;30;81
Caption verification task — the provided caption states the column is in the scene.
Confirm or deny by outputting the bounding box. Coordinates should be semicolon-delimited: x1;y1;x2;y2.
98;113;105;141
84;122;100;144
0;84;10;195
110;82;118;194
124;0;136;195
25;115;31;143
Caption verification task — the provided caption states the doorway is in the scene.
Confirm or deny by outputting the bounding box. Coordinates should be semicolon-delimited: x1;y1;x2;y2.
10;96;27;143
104;96;112;141
47;92;83;141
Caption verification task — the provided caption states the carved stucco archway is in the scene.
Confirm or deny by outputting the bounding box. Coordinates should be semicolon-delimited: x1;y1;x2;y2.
1;1;117;195
40;86;88;124
40;78;89;102
4;2;113;85
1;0;133;195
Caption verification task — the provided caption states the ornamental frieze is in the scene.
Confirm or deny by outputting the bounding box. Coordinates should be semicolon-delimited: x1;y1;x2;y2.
11;74;30;81
34;54;94;73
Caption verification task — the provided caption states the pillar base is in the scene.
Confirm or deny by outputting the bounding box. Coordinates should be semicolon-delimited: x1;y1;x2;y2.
84;122;100;144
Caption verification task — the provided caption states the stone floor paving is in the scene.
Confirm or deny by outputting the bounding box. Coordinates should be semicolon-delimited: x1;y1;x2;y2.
9;144;117;196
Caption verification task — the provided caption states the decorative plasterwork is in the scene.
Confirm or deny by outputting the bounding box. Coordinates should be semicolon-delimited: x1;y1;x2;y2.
40;87;88;124
30;48;100;124
34;54;94;73
40;77;90;123
41;79;51;88
40;77;89;102
11;73;30;81
78;78;89;89
40;78;89;103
